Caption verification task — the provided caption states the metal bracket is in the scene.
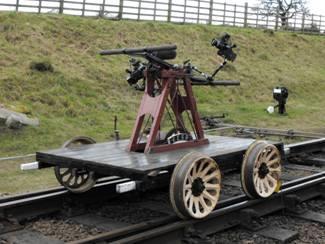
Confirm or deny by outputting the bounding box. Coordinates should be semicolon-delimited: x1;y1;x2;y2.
0;218;22;235
283;194;306;214
182;226;214;244
239;208;265;231
319;183;325;198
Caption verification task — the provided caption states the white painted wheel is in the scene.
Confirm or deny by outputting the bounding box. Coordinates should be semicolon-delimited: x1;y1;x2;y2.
241;141;282;199
54;136;97;193
170;152;221;219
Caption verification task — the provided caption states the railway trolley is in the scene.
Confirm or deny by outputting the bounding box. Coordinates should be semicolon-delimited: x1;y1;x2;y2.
26;34;284;219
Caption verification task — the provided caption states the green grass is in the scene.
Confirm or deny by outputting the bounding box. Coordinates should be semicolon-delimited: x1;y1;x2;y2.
0;13;324;194
0;158;58;195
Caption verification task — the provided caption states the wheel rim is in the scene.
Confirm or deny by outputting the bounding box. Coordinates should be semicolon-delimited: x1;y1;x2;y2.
182;156;221;219
170;153;222;219
56;167;95;190
54;136;97;193
241;141;281;199
253;144;281;198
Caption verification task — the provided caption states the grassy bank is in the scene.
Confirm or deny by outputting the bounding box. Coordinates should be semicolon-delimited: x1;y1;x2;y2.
0;13;324;193
1;13;325;157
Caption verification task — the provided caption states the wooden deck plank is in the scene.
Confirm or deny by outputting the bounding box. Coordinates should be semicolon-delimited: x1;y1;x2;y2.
36;136;258;175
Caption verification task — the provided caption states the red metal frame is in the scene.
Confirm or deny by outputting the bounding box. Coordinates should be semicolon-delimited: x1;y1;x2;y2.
128;68;209;153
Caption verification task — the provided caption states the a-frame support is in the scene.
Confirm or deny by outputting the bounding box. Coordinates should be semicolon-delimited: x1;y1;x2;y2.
128;69;209;153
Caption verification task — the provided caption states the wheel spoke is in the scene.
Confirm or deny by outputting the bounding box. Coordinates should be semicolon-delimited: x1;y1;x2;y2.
191;164;197;178
269;165;281;172
263;178;270;192
266;174;277;185
81;174;86;181
256;177;261;193
188;174;194;184
197;159;206;173
65;174;74;184
194;198;200;214
202;190;215;202
266;149;277;161
260;178;266;194
205;183;220;191
60;168;71;177
261;150;268;161
184;184;192;190
267;158;279;166
202;172;218;183
259;178;264;194
68;176;76;186
254;174;259;187
199;195;209;210
76;176;81;185
185;190;192;202
188;196;194;210
199;164;213;178
72;176;80;187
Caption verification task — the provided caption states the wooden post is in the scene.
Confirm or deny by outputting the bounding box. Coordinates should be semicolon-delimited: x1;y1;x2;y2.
153;0;157;21
222;2;226;25
275;6;279;30
38;0;42;14
138;0;142;21
15;0;19;12
301;13;305;33
256;7;259;28
167;0;172;22
99;0;106;17
118;0;124;19
82;0;86;17
319;16;322;35
233;4;236;26
244;2;248;28
208;0;213;25
183;0;187;23
197;0;200;24
59;0;64;14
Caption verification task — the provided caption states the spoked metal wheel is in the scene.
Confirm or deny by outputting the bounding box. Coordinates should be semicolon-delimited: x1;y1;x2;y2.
54;136;97;193
170;152;221;219
241;141;282;199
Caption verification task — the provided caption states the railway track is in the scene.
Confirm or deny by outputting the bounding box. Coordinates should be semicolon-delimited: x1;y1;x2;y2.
85;172;323;244
0;138;324;243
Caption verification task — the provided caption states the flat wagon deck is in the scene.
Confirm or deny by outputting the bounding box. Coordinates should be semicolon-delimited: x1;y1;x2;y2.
36;135;282;179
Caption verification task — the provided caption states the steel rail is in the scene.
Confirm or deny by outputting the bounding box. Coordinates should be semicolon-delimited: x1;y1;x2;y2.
0;176;130;220
0;153;35;162
71;172;325;244
205;123;325;139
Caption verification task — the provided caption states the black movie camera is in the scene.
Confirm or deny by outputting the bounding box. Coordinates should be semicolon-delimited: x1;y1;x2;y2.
273;86;289;114
126;58;146;87
211;33;237;62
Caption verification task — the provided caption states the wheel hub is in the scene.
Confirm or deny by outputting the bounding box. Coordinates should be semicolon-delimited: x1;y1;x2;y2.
258;162;269;178
191;177;205;196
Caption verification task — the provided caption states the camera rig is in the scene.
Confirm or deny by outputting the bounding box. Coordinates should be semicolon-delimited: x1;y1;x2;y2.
100;34;239;153
125;33;237;91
